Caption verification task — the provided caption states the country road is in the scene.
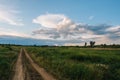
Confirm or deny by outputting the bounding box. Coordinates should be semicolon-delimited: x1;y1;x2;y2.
12;48;56;80
13;49;24;80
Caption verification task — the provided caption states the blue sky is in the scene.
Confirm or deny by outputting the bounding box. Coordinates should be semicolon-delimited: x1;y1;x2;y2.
0;0;120;45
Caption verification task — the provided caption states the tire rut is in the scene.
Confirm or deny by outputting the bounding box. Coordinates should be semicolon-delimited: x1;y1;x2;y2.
22;49;43;80
12;48;56;80
12;49;24;80
23;48;56;80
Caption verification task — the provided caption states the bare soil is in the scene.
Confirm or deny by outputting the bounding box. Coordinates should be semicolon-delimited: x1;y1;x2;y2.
12;48;56;80
12;49;24;80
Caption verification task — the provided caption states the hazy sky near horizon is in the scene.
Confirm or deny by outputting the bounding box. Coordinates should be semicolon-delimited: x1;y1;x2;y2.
0;0;120;45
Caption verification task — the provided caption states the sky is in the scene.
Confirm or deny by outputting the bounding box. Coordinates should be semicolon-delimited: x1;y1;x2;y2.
0;0;120;45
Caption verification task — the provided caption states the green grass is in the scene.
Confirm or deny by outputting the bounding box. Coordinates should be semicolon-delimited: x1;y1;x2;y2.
0;45;19;80
26;47;120;80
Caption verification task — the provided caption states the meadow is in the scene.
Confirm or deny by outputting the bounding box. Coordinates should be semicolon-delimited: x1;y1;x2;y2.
26;46;120;80
0;45;19;80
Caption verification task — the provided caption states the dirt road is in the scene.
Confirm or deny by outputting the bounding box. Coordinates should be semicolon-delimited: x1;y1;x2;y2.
13;49;24;80
12;48;56;80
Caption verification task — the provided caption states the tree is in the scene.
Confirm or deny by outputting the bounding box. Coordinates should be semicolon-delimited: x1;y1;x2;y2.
103;44;107;48
84;42;87;47
90;41;95;47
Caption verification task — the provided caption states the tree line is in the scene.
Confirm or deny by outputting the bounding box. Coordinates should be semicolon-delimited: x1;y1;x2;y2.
84;41;120;48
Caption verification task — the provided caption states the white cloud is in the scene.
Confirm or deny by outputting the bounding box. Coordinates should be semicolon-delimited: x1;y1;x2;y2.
32;13;108;43
33;13;68;29
106;26;120;32
115;32;120;36
32;13;120;45
0;27;29;37
0;5;24;26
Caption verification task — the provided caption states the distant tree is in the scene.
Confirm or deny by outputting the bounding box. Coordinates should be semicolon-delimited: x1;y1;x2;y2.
103;44;107;48
84;42;87;47
33;44;37;47
101;44;107;48
90;41;95;47
112;44;116;48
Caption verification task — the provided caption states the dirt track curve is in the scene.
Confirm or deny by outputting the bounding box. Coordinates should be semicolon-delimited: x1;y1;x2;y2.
12;48;56;80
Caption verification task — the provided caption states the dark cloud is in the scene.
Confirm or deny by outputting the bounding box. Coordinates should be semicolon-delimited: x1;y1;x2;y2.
87;24;112;34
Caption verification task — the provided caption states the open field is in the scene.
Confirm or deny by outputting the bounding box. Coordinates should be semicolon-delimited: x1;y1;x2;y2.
0;45;19;80
1;0;120;80
0;45;56;80
0;45;120;80
26;47;120;80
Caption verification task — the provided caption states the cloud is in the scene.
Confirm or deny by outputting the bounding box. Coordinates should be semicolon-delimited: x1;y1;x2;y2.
0;5;24;26
0;27;29;37
104;26;120;41
33;14;95;39
106;26;120;32
87;24;111;34
32;13;110;43
32;13;120;45
33;14;69;28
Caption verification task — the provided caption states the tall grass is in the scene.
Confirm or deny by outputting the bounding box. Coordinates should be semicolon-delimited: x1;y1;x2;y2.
26;47;120;80
0;46;18;80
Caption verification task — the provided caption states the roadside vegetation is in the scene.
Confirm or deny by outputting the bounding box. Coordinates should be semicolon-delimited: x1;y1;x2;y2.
0;45;19;80
26;46;120;80
0;43;120;80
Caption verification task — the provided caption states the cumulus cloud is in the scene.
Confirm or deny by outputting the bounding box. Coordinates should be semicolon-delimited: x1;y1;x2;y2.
33;14;109;43
33;14;72;29
32;13;120;45
0;5;24;26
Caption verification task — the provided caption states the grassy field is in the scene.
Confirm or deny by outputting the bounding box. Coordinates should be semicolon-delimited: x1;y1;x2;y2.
0;45;19;80
26;47;120;80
